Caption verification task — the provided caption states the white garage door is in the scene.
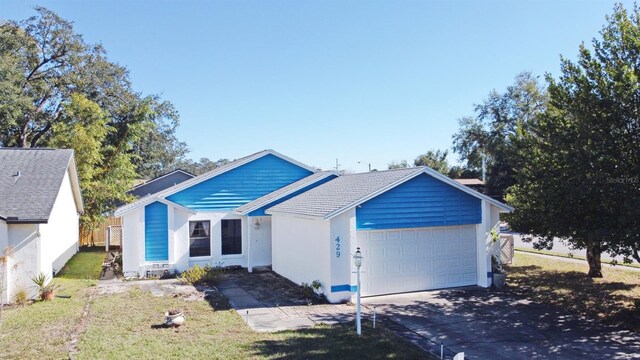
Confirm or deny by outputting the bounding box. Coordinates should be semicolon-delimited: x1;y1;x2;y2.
357;225;477;296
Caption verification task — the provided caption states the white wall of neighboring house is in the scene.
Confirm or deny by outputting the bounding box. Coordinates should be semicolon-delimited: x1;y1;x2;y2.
6;223;40;301
38;170;80;278
0;219;9;303
271;214;331;294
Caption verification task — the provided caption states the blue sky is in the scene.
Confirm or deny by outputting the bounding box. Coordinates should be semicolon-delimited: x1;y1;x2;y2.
2;1;632;172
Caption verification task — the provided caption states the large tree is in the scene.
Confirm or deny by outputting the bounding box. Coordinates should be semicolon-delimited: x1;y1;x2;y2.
452;72;547;199
50;93;137;240
507;3;640;277
0;6;187;177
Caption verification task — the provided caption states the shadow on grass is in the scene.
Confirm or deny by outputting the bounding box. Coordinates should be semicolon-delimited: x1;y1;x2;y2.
56;249;106;280
504;264;640;331
250;323;427;360
79;246;108;253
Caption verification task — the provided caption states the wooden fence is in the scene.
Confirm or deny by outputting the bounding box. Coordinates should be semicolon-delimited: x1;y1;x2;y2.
80;217;122;247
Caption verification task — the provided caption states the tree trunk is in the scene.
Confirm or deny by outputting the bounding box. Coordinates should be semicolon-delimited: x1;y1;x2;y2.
586;243;603;278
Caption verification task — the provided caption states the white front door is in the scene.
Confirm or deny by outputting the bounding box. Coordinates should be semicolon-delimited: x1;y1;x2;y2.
357;225;477;296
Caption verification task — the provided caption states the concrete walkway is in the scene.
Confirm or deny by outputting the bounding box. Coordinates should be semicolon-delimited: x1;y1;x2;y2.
217;278;359;332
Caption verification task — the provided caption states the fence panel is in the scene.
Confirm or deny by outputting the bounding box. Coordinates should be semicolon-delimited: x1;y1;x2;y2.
80;217;122;246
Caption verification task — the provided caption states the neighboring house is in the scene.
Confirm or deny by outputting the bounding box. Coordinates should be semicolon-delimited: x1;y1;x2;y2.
0;148;84;303
114;149;512;303
128;169;195;199
267;167;511;302
114;150;338;278
454;178;486;194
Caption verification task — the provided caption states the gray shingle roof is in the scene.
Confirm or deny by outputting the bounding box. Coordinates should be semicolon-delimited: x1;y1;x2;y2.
235;171;338;215
266;167;423;218
0;148;76;223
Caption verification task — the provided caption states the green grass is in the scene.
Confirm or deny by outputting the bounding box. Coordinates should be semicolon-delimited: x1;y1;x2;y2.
56;247;106;280
2;248;425;359
76;287;425;359
514;247;640;269
0;278;96;358
506;252;640;332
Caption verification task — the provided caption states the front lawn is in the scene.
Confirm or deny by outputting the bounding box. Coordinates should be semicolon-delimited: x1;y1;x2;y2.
56;247;106;280
2;248;425;359
506;252;640;332
77;287;424;359
0;278;96;358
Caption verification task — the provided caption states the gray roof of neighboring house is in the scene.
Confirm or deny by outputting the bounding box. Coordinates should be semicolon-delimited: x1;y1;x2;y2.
128;170;195;199
267;167;424;219
267;166;513;219
0;148;82;223
235;171;338;215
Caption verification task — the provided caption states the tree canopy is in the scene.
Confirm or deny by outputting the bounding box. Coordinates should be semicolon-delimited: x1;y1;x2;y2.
0;6;187;177
452;72;548;199
506;3;640;276
0;7;191;233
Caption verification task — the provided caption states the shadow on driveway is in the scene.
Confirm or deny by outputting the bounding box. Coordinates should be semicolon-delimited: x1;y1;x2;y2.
363;287;640;360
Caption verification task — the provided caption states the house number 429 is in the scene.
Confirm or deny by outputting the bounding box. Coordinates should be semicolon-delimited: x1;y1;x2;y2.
335;236;341;258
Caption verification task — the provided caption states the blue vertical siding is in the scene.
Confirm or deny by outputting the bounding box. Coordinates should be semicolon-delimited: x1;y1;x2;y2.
167;154;312;211
145;201;168;261
249;174;338;216
356;174;481;230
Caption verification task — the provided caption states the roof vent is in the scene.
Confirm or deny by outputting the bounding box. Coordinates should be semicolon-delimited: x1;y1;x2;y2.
12;171;21;183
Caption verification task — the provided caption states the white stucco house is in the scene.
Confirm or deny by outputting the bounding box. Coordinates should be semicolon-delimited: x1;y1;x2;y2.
114;149;512;303
0;148;84;303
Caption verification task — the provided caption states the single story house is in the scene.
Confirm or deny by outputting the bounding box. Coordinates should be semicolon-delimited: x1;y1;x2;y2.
115;150;512;303
0;148;84;303
114;150;338;277
267;167;511;302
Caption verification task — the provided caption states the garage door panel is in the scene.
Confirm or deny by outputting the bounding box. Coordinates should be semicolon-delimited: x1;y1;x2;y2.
358;225;477;296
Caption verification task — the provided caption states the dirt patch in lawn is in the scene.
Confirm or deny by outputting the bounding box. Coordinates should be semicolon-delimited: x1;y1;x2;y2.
219;268;323;306
503;252;640;332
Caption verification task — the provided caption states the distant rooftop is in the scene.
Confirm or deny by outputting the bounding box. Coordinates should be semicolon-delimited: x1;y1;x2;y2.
454;178;485;186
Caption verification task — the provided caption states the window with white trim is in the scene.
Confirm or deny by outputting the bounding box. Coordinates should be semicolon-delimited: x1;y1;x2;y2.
189;220;211;257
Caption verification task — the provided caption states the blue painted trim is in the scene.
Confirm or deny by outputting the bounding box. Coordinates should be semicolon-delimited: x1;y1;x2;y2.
487;271;493;278
331;284;358;293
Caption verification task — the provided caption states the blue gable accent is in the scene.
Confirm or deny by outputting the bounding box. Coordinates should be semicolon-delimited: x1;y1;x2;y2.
145;201;168;261
167;154;313;211
248;174;338;216
356;173;481;230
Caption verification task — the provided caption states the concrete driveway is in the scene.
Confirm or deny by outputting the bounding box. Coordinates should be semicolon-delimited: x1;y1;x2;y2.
363;287;640;360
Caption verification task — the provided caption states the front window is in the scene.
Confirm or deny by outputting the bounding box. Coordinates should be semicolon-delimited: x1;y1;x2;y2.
221;219;242;255
189;221;211;257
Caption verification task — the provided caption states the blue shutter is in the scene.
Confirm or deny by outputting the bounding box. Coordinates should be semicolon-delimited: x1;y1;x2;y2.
145;201;168;261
